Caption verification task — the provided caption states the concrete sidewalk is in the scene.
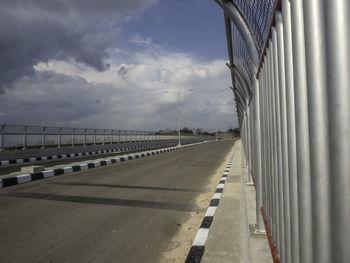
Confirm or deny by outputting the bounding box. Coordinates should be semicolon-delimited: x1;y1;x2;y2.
202;140;272;263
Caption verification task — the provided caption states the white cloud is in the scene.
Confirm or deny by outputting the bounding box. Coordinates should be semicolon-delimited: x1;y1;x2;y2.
3;40;237;131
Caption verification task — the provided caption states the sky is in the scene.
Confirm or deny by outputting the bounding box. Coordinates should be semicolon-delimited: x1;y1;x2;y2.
0;0;237;132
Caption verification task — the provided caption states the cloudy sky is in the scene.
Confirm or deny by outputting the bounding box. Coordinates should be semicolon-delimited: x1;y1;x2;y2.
0;0;237;132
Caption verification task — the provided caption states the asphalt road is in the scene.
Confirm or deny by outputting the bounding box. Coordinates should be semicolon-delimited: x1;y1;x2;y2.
0;141;234;263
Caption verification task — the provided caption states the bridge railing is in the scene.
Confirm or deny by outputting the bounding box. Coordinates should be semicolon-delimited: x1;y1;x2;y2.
217;0;349;262
0;124;212;150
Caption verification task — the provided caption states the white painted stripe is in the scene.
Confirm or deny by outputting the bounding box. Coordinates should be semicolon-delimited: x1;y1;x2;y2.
0;179;2;188
61;154;67;158
52;155;58;159
63;167;73;174
41;156;47;161
217;183;225;189
43;170;54;178
221;177;227;181
85;152;90;155
78;153;82;156
103;150;107;153
16;159;24;164
212;193;222;199
114;158;121;163
192;228;210;246
98;151;101;154
29;157;36;162
223;172;229;176
94;162;101;167
106;159;111;165
205;206;217;217
80;164;88;170
17;174;32;184
1;160;9;165
70;153;75;157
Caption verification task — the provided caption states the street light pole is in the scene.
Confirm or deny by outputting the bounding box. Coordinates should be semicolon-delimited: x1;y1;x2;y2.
177;89;181;146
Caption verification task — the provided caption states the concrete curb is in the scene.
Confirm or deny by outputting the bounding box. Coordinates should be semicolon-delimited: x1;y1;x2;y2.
0;143;170;166
0;146;179;189
185;151;235;263
0;141;212;189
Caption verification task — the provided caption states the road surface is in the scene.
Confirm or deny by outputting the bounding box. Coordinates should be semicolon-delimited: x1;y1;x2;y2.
0;141;234;263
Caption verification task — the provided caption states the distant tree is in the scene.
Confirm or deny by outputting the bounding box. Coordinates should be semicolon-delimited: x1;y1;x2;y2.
181;127;193;134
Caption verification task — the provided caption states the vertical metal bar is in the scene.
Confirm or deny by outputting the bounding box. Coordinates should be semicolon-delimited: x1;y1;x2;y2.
302;1;331;262
290;0;313;262
276;12;291;263
103;130;106;145
84;129;87;146
42;127;46;149
253;77;264;230
94;129;97;145
282;0;299;261
23;126;27;150
273;26;285;263
270;37;280;253
267;45;276;243
72;128;75;147
58;128;62;148
323;0;350;262
0;124;5;151
266;53;273;233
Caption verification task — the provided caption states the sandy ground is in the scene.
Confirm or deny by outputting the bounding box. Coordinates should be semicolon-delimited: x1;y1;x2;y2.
160;140;236;262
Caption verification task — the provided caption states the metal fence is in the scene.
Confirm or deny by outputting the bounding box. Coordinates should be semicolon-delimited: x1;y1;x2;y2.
0;124;212;150
216;0;349;263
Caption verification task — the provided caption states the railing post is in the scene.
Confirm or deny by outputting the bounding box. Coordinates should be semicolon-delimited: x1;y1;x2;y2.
58;128;62;148
84;129;87;146
41;127;46;149
253;77;264;232
0;124;5;151
103;130;106;145
94;129;97;145
72;128;75;147
22;126;27;150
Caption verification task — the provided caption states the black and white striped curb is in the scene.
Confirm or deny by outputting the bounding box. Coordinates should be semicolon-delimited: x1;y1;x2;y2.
0;143;171;166
185;159;233;263
0;146;181;189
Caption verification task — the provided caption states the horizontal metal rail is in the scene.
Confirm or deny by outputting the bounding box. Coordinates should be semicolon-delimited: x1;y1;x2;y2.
0;124;212;150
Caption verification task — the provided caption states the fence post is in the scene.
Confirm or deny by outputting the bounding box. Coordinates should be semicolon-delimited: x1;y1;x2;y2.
41;127;46;149
22;126;27;150
0;124;5;151
84;129;87;146
57;128;62;148
103;130;106;145
72;128;75;147
94;129;97;145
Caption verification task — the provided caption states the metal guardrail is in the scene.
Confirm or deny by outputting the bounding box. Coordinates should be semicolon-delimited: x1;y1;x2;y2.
0;124;212;150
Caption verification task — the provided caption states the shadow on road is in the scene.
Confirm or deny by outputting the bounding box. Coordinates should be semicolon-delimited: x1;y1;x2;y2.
0;191;206;212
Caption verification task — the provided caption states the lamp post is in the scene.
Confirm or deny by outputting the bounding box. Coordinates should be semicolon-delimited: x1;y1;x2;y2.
163;88;194;147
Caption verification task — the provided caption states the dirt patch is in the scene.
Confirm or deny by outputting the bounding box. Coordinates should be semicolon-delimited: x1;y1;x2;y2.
160;141;236;262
